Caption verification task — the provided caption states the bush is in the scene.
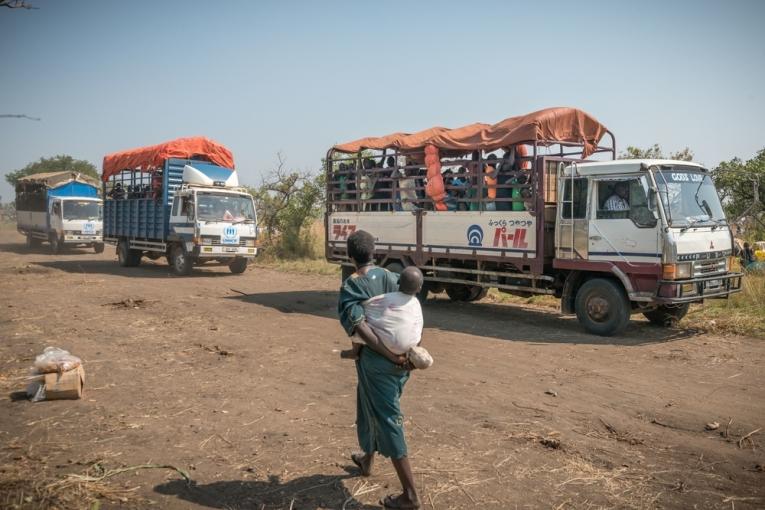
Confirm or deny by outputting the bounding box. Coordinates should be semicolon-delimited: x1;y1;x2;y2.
246;154;325;259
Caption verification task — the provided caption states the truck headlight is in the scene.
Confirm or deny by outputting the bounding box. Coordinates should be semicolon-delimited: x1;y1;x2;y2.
662;263;692;280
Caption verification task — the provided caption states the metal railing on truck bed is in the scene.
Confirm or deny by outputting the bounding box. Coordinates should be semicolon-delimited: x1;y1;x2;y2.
102;158;190;242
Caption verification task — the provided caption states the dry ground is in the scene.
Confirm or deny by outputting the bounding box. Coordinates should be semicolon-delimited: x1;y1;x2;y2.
0;226;763;509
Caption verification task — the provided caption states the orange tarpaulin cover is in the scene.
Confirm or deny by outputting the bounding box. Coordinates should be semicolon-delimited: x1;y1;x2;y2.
332;107;608;158
332;132;412;154
102;136;235;181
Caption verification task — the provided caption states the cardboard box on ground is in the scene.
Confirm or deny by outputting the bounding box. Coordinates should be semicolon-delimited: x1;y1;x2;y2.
43;366;85;400
26;347;85;401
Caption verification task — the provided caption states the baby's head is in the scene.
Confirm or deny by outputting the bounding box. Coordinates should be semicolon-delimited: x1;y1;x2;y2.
399;266;424;296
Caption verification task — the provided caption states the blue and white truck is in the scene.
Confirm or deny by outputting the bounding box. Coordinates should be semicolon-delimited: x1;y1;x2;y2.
101;137;257;276
15;171;103;254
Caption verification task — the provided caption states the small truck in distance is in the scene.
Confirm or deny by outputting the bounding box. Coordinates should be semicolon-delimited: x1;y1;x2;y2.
101;137;258;275
16;171;103;254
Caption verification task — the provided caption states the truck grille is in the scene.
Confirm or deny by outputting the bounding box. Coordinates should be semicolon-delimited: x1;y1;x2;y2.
201;236;253;247
693;258;726;277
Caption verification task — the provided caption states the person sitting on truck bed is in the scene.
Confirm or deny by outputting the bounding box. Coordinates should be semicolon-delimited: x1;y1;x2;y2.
360;158;377;211
396;166;419;212
374;156;395;212
483;154;499;211
603;182;630;211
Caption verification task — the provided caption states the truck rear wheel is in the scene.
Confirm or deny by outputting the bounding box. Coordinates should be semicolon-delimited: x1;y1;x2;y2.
26;233;40;250
93;243;105;254
575;278;630;336
445;283;486;302
117;240;141;267
229;257;248;274
171;245;193;276
467;287;489;301
49;234;61;254
643;304;689;327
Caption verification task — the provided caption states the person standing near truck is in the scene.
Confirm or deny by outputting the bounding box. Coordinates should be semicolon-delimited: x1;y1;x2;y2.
338;230;421;510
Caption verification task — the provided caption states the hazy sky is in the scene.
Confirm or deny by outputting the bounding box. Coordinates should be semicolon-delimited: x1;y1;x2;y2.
1;0;763;201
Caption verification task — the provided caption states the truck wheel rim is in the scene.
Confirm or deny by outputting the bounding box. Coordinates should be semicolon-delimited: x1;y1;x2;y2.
587;296;610;322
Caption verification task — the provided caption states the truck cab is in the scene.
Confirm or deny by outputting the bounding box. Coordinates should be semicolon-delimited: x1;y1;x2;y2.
169;170;258;271
49;197;104;252
555;159;741;334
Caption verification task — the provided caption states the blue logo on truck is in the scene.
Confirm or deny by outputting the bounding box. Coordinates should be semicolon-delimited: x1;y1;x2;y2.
222;225;239;245
467;224;483;246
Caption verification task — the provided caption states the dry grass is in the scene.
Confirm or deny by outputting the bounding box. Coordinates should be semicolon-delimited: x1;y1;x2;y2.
485;289;559;309
682;271;765;338
0;460;150;509
253;256;340;277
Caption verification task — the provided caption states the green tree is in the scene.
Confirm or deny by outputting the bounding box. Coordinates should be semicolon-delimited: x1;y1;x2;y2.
712;149;765;233
618;144;694;161
245;153;326;258
5;155;99;186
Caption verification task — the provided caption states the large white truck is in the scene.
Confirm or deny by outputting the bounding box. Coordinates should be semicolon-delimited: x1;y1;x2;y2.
15;171;104;253
324;107;743;336
101;137;258;275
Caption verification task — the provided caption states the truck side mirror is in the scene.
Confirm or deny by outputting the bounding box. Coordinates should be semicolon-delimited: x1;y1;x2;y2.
647;189;659;219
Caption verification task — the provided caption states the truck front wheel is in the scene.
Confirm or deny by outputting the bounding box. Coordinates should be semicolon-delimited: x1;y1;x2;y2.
575;278;630;336
49;234;62;254
643;304;689;327
117;240;141;267
171;245;193;276
93;243;105;254
229;257;248;274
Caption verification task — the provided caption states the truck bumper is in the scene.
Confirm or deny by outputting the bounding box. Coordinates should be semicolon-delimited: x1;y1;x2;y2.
64;235;101;243
654;272;743;304
195;245;257;258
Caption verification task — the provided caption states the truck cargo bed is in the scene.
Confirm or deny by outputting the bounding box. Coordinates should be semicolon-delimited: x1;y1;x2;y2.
103;158;186;241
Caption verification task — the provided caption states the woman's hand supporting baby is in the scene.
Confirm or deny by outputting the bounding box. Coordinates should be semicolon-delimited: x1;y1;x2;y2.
355;321;407;365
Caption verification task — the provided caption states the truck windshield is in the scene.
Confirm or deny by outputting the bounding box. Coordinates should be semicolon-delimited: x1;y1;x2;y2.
197;193;256;223
63;200;102;220
653;168;726;227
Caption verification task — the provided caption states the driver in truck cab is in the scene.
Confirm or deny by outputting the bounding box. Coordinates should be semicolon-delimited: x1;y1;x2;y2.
604;181;630;211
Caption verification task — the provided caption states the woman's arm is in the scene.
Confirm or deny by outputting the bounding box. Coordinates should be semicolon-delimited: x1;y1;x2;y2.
355;321;406;365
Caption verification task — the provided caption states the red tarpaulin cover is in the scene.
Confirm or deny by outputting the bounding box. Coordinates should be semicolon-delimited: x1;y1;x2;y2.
332;107;609;158
102;136;235;181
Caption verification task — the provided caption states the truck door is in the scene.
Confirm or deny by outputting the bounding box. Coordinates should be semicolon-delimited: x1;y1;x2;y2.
588;176;660;263
556;175;589;260
49;200;62;233
169;194;194;240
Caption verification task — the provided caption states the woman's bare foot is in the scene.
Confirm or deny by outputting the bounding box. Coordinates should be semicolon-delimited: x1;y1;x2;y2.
351;452;374;476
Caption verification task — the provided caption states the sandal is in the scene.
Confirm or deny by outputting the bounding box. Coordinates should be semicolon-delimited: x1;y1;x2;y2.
351;452;372;477
381;493;421;509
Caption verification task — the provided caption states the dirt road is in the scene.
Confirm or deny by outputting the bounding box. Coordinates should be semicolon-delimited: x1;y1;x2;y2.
0;227;763;509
